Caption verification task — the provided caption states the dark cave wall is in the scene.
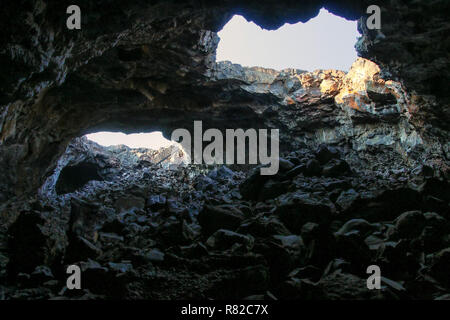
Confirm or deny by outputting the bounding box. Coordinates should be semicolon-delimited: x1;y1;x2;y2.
0;0;449;204
356;0;450;130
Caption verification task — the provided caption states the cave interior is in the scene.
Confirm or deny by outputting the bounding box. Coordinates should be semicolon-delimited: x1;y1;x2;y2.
0;0;449;300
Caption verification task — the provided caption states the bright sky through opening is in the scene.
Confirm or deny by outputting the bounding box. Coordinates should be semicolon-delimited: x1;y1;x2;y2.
86;132;174;149
216;8;360;71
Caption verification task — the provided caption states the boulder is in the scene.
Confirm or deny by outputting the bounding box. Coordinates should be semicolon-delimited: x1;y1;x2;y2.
206;229;254;251
430;248;450;287
322;159;351;177
198;205;245;236
315;145;340;165
275;192;336;233
304;159;322;177
335;219;376;238
394;211;426;239
335;189;360;211
237;216;291;237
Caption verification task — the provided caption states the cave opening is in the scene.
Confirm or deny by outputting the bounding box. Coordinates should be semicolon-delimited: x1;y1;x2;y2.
48;131;188;196
85;131;175;149
216;8;360;71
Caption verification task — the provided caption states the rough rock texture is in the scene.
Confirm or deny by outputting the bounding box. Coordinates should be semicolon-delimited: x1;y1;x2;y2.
0;0;449;204
214;58;447;174
0;0;449;300
1;135;449;300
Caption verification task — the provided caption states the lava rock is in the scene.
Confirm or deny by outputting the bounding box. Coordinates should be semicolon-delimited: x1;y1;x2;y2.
322;159;351;177
275;192;336;233
335;219;377;238
194;175;217;192
207;166;235;181
237;216;291;237
276;277;324;300
146;194;167;211
315;145;340;164
284;164;306;179
318;272;382;300
206;229;254;251
273;234;304;250
115;196;145;213
65;235;102;263
78;259;130;297
30;266;54;285
300;222;321;243
335;189;360;211
239;167;270;200
429;248;450;287
278;158;295;172
393;211;426;239
143;249;165;263
259;179;290;200
198;205;245;236
304;159;322;177
207;265;270;299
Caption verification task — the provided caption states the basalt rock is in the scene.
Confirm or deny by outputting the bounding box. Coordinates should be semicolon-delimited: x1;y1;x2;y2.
0;131;448;299
0;0;448;205
198;205;246;237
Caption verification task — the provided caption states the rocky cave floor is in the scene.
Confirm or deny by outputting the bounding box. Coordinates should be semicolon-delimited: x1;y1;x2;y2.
0;136;449;300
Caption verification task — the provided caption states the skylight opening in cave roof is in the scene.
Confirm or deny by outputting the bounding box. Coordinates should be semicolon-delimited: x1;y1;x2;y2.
216;8;360;71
